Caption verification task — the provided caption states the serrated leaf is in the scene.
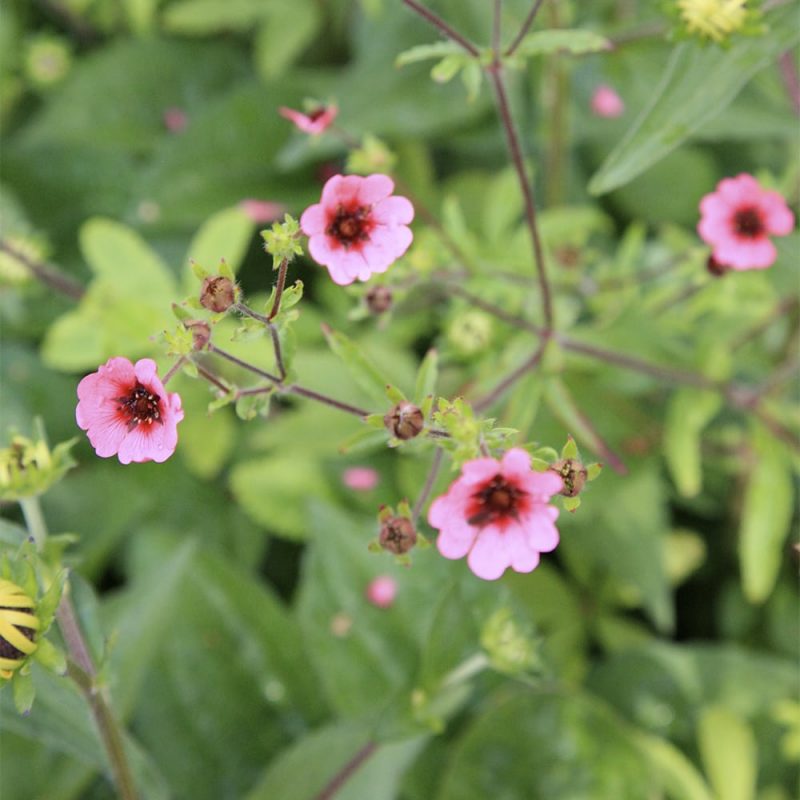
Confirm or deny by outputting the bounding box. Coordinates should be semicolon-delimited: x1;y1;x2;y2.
513;28;610;57
697;706;756;800
395;41;464;68
322;327;392;405
589;7;800;194
739;424;793;604
663;389;721;498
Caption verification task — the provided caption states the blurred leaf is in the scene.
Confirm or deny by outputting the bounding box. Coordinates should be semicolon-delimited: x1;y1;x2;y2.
182;206;254;286
414;348;438;405
482;167;522;243
697;706;757;800
513;29;610;57
162;0;267;34
396;42;464;67
589;8;800;194
322;327;391;405
437;688;657;799
254;2;320;80
663;389;721;498
739;424;793;604
635;733;714;800
124;0;160;33
245;721;426;800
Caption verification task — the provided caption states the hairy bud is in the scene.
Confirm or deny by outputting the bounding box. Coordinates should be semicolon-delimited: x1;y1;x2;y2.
379;516;417;555
551;458;588;498
384;402;424;440
200;276;236;313
184;319;211;351
365;285;393;314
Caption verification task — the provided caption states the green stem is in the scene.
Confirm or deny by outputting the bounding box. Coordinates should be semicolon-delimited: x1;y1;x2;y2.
19;496;139;800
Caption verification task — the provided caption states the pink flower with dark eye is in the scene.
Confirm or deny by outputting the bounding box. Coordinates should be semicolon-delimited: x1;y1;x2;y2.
365;575;397;609
590;85;624;118
76;357;184;464
698;173;795;270
428;448;563;581
279;104;338;135
300;174;414;285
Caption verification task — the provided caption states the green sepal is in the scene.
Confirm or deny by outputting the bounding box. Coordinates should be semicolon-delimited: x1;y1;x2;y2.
235;393;272;421
420;396;433;419
563;496;581;513
385;384;406;404
397;499;412;518
36;568;67;627
561;435;579;460
208;391;236;413
531;446;559;463
367;540;383;554
32;636;66;675
365;414;385;429
218;258;234;280
414;349;438;405
586;462;602;481
12;670;35;715
190;260;210;281
171;302;193;322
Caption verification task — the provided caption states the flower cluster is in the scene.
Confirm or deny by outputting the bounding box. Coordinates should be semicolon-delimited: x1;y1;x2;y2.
427;449;563;581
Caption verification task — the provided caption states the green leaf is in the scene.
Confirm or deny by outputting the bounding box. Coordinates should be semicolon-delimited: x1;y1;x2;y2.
182;206;254;287
162;0;267;34
12;671;35;715
663;389;721;498
697;706;757;800
414;349;438;405
589;9;800;194
430;55;464;84
513;28;610;58
635;733;714;800
395;42;464;68
322;326;392;405
245;721;426;800
739;424;793;604
254;2;320;80
482;167;522;243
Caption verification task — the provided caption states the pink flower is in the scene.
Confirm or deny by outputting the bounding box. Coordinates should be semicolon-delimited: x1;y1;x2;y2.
76;357;184;464
365;575;397;608
163;107;188;133
428;448;563;581
342;466;380;491
279;104;338;135
698;173;795;270
591;85;624;118
300;174;414;285
238;198;286;224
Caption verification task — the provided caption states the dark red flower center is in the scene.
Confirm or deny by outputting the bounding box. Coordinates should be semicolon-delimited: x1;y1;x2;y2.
308;108;326;122
118;383;162;431
732;206;764;239
466;474;528;528
326;204;372;249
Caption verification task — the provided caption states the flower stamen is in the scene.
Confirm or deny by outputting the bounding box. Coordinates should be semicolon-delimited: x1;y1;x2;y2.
118;383;163;430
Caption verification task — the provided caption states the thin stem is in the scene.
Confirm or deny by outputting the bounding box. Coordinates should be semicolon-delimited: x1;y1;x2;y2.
412;447;444;521
234;303;287;379
0;240;84;300
504;0;546;57
441;652;490;687
19;497;48;551
20;496;138;800
314;741;378;800
286;385;369;418
475;339;549;412
195;363;232;394
269;325;287;379
487;66;554;330
543;2;567;207
161;357;186;386
268;258;289;321
401;0;481;57
492;0;503;58
208;344;281;384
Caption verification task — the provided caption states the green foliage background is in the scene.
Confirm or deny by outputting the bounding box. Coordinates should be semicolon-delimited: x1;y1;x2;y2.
1;0;798;798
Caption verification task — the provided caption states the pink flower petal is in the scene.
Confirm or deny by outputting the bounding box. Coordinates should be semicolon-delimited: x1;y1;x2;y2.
467;526;511;581
357;174;394;206
461;458;502;484
716;238;776;270
522;508;560;552
372;195;415;225
760;192;795;235
499;448;531;480
505;525;541;573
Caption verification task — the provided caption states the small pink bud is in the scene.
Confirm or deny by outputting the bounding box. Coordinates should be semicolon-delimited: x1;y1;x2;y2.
184;319;211;350
278;104;338;135
379;516;417;555
365;285;393;314
365;575;397;609
200;276;236;313
239;199;286;224
163;107;188;133
342;466;380;491
384;402;424;441
591;85;624;118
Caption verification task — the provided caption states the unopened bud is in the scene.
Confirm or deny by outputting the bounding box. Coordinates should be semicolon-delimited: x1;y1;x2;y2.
379;516;417;555
184;319;211;350
365;285;393;314
551;458;588;498
200;276;236;313
384;402;424;440
706;255;729;277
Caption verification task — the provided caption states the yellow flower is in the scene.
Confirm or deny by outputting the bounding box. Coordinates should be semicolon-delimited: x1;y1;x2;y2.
677;0;748;43
0;579;40;680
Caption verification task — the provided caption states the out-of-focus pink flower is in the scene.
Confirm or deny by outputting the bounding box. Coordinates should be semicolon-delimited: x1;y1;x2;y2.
590;85;625;118
238;199;286;224
300;174;414;285
428;448;563;581
163;107;188;133
698;173;795;270
342;466;380;491
365;575;397;608
279;104;338;135
76;357;184;464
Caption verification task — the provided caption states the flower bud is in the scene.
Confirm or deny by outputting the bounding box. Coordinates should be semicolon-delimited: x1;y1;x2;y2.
706;254;729;277
184;319;211;350
365;575;397;609
379;515;417;555
0;580;39;680
200;276;236;313
384;402;424;440
551;458;588;498
365;285;393;314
